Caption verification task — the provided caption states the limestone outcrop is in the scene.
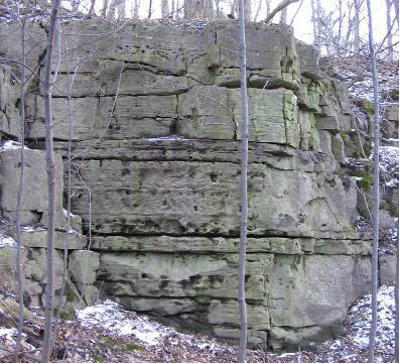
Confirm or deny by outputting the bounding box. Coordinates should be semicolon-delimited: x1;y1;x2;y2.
0;20;379;350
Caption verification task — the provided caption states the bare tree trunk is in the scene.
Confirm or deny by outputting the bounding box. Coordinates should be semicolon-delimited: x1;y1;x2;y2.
395;225;399;363
204;0;214;17
253;0;262;21
337;0;343;45
162;0;169;17
311;0;319;48
184;0;213;18
133;0;139;18
280;6;287;23
102;0;109;17
14;16;26;362
108;0;116;18
171;0;175;18
345;1;355;46
230;0;237;19
88;0;96;16
237;0;249;360
41;0;61;361
366;0;380;361
118;0;126;18
394;0;399;26
385;0;393;60
244;0;251;20
215;0;220;17
266;0;270;16
354;0;362;53
148;0;153;19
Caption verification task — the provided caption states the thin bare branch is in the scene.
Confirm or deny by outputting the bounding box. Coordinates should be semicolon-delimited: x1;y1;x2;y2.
264;0;299;24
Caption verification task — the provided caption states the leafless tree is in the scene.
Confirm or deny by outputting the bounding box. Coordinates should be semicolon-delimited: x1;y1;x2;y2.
102;0;109;17
244;0;251;20
118;0;126;18
395;224;399;363
353;0;363;53
385;0;393;60
41;0;61;361
133;0;139;18
311;0;320;49
108;0;126;19
14;14;27;362
108;0;116;18
184;0;214;18
337;0;344;44
280;6;287;23
148;0;153;18
162;0;169;17
394;0;399;26
230;0;237;19
88;0;96;16
265;0;299;24
237;0;249;360
171;0;176;17
366;0;380;361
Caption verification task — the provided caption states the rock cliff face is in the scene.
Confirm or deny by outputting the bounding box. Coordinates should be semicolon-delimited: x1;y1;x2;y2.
0;20;373;349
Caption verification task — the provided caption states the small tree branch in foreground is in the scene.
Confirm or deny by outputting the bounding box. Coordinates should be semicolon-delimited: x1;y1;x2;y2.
264;0;299;24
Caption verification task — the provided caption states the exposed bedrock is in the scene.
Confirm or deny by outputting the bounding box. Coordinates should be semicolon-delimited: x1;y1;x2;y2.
0;19;379;349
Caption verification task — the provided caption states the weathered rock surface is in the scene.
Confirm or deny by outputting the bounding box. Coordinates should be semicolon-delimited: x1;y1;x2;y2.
0;20;374;350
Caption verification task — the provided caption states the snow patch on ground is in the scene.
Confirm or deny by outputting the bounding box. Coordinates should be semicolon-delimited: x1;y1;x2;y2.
0;234;16;247
379;145;399;185
0;327;17;346
77;299;226;352
348;285;395;354
77;300;166;345
63;209;77;218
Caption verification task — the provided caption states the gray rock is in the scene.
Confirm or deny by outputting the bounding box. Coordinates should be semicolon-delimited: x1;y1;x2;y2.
69;250;100;284
379;254;397;284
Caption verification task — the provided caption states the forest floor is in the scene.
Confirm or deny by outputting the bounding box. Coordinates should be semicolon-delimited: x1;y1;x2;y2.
0;283;396;363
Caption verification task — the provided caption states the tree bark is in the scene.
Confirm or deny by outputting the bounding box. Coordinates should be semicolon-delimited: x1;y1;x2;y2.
108;0;116;18
237;0;249;360
280;6;287;23
337;0;343;45
102;0;109;17
354;0;362;53
88;0;96;16
171;0;175;18
395;225;399;363
41;0;61;361
148;0;153;18
394;0;399;26
264;0;299;24
184;0;213;19
133;0;139;18
385;0;393;60
244;0;251;20
118;0;126;18
366;0;380;362
162;0;169;17
14;15;26;362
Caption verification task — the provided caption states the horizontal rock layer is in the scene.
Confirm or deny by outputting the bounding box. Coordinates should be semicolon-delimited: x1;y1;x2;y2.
0;20;373;349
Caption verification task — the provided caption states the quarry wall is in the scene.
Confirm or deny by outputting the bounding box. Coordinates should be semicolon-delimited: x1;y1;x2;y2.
0;20;379;349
